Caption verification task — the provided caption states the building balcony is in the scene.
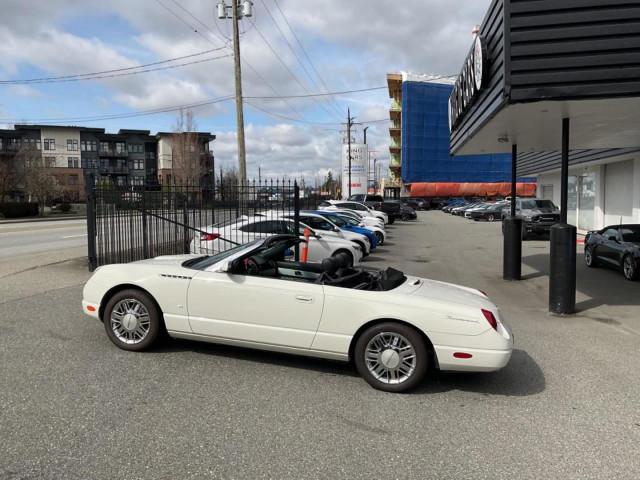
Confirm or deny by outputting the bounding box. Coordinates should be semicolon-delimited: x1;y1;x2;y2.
390;154;401;167
99;165;129;174
99;149;128;157
389;109;401;121
389;127;401;137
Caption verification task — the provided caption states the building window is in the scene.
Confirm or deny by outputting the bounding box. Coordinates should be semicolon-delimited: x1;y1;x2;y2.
99;142;109;153
83;140;97;152
0;138;2;150
128;144;144;153
115;142;126;154
45;157;56;167
67;139;78;151
10;138;21;150
68;174;79;185
129;158;144;170
81;140;87;152
68;157;79;168
44;139;55;150
23;138;40;150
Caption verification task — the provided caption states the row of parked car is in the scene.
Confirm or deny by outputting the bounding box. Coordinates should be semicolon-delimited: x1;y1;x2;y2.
189;199;417;267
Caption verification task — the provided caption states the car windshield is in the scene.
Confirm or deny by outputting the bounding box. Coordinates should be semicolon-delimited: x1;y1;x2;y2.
323;214;347;227
349;195;365;201
620;227;640;243
521;199;556;209
184;240;261;270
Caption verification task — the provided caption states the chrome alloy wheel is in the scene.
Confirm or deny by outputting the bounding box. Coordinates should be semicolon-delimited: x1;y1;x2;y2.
585;246;593;266
365;332;417;384
624;255;635;279
110;299;151;344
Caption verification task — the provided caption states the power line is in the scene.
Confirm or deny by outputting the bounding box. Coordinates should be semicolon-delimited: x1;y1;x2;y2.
0;53;231;84
167;0;307;121
271;0;344;116
251;21;342;121
244;85;386;99
1;96;234;124
0;47;227;84
259;0;343;119
244;100;389;126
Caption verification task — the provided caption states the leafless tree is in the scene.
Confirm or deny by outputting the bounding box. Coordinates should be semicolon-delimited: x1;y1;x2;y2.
0;153;26;202
21;149;63;215
171;108;200;185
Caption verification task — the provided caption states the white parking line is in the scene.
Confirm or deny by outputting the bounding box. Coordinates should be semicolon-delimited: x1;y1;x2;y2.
62;234;88;238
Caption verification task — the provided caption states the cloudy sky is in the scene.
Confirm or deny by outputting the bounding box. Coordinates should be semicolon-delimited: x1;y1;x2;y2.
0;0;492;182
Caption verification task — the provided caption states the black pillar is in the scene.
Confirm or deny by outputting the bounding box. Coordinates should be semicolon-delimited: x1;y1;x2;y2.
549;118;576;314
503;144;521;280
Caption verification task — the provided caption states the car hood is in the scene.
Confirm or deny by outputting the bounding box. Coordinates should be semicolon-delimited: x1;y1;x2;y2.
408;278;492;309
133;254;201;266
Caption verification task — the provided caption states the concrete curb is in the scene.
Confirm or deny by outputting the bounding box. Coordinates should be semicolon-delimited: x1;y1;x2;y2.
0;216;87;225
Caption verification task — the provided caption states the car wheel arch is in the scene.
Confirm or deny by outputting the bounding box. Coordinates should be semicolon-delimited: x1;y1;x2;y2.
347;318;438;369
99;284;164;325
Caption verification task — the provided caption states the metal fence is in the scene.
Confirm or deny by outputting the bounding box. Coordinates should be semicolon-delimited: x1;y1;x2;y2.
85;174;319;271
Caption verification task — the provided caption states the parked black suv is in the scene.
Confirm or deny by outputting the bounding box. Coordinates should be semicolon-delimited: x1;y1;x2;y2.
501;198;560;240
348;194;401;223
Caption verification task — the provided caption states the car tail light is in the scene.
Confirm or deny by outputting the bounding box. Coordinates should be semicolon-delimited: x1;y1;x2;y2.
481;309;498;330
478;290;487;297
453;352;472;359
200;232;220;241
376;202;382;210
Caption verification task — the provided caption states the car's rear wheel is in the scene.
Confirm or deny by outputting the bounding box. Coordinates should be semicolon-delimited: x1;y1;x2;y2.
623;254;638;281
584;245;598;268
354;323;428;393
104;289;163;351
487;213;495;222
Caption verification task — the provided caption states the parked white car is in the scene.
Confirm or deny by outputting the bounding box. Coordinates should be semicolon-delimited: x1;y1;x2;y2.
320;200;388;224
83;235;513;393
327;208;385;230
190;216;363;266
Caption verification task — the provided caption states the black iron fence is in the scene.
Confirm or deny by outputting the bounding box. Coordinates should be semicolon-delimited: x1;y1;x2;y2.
85;173;319;271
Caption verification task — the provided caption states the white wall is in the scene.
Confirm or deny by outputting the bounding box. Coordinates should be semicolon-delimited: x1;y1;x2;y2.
40;128;81;168
156;135;172;170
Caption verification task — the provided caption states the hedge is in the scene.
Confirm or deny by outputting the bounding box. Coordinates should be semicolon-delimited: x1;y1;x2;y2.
0;202;39;218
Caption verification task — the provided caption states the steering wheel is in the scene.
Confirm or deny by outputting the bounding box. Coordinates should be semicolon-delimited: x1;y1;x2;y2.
244;257;261;275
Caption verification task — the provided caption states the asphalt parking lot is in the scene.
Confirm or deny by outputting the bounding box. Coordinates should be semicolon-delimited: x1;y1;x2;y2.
1;212;639;479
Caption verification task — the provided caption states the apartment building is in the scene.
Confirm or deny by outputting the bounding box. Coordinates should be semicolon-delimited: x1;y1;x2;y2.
0;125;215;202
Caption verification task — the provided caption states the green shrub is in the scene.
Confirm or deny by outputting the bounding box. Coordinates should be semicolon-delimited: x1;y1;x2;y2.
60;202;72;213
0;202;39;218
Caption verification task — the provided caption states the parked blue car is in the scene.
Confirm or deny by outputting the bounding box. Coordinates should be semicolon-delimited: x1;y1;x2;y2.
304;210;378;248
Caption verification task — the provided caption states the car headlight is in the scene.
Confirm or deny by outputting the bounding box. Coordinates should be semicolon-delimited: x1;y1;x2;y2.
524;216;533;221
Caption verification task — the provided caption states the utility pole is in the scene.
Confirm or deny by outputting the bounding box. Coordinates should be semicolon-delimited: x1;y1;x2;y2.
218;1;252;187
341;108;361;199
363;126;369;145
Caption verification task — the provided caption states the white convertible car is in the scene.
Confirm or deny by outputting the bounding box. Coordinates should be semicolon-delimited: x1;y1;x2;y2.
82;235;513;392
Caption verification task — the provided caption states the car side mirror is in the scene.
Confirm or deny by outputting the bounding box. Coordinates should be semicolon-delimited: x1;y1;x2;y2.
333;227;340;232
607;235;617;242
219;261;232;273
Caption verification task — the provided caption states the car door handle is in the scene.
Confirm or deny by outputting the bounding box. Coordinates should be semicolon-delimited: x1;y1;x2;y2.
295;294;314;303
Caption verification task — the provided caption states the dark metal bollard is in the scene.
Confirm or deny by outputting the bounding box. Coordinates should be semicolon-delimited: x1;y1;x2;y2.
549;223;576;314
503;216;522;281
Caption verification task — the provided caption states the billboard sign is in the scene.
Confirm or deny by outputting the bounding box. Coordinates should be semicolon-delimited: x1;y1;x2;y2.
341;144;368;199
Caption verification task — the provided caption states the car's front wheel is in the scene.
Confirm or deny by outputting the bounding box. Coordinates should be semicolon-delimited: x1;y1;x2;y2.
401;213;410;221
104;289;163;351
388;216;395;224
486;213;495;222
623;254;638;281
354;323;429;393
374;232;384;245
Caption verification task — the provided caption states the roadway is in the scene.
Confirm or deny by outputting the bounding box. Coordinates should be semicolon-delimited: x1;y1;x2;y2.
0;219;88;258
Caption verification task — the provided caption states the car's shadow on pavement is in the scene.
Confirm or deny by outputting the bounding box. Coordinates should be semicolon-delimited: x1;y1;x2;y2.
154;342;543;396
153;339;360;377
413;349;545;397
522;252;640;311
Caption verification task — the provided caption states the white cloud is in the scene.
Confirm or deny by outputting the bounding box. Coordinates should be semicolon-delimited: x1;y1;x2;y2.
3;85;44;98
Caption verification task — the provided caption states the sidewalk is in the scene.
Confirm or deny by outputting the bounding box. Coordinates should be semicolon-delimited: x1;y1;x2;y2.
0;215;86;225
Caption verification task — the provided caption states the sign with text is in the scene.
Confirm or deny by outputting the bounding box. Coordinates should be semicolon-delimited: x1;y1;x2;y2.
341;144;368;199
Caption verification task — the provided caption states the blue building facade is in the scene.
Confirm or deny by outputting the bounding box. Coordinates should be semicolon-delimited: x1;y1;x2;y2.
400;81;516;184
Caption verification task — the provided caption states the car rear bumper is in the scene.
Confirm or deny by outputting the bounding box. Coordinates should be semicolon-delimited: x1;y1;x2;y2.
434;345;513;372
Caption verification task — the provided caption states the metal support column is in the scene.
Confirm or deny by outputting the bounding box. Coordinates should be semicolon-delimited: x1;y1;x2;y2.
549;118;576;314
85;172;98;272
294;182;300;261
503;144;522;280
